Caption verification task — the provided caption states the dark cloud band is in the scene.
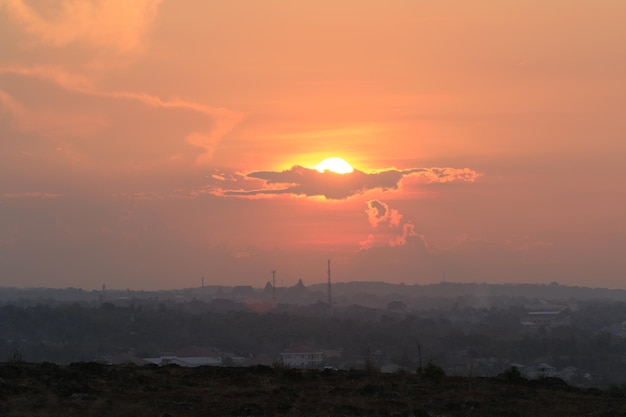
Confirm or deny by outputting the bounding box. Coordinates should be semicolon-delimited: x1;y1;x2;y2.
217;165;481;200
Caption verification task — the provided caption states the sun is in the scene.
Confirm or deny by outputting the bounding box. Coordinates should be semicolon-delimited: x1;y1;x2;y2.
316;157;354;174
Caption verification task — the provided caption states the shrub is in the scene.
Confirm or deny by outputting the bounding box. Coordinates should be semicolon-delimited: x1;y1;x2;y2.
417;361;445;380
497;366;526;383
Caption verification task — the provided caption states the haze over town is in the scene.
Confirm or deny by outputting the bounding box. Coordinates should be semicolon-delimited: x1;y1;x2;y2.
1;1;625;290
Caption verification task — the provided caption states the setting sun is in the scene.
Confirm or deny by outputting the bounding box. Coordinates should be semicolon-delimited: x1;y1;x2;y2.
1;0;624;292
316;157;354;174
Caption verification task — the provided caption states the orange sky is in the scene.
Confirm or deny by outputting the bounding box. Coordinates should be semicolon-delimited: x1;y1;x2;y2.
1;0;625;289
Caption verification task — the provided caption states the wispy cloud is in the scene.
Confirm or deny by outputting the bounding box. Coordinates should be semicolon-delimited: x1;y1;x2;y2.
211;165;481;200
0;66;243;163
358;234;376;250
0;88;109;139
1;192;62;199
1;0;163;53
389;223;418;247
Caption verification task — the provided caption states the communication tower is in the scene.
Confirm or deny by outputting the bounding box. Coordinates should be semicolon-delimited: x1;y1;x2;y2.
327;259;333;315
272;269;277;301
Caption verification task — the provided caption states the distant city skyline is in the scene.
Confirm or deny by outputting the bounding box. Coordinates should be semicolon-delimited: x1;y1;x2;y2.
1;1;624;290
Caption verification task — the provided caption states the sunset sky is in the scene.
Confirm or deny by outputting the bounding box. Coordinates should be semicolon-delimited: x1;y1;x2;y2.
1;1;625;290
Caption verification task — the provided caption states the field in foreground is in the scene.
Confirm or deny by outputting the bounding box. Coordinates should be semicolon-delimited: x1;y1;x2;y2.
1;362;625;417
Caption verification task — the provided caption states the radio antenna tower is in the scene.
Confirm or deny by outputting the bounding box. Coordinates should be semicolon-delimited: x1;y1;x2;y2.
272;269;277;301
327;259;333;316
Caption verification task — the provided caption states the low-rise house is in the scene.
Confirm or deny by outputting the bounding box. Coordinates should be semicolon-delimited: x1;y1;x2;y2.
600;322;626;338
143;355;222;367
521;310;571;328
243;354;275;367
281;346;324;368
381;363;401;374
523;363;557;379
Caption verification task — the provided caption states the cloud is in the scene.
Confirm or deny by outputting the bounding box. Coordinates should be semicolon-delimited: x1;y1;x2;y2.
1;0;163;53
361;200;427;251
1;192;62;199
0;66;240;120
212;165;481;200
503;235;554;252
359;234;376;250
367;200;388;224
0;66;243;164
0;88;109;139
389;223;417;247
366;200;401;227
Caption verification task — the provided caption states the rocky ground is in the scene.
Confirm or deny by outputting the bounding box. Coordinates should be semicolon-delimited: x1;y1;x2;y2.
1;362;625;416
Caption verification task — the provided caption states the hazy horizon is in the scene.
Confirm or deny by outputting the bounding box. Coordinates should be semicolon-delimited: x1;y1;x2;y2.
4;278;626;294
1;1;624;290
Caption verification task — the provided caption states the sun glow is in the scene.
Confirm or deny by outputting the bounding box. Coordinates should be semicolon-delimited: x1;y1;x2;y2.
316;157;354;174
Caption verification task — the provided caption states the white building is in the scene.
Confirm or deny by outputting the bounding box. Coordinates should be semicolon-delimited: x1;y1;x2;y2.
281;346;325;368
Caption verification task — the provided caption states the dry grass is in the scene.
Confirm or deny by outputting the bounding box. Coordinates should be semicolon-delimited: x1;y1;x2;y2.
1;363;625;416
